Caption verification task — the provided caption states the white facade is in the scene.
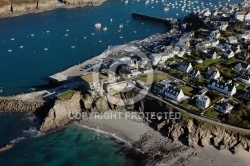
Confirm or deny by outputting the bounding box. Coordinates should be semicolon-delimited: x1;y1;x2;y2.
164;88;184;101
196;95;210;109
149;53;162;66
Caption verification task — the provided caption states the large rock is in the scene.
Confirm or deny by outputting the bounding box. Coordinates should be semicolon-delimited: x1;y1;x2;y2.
40;92;82;132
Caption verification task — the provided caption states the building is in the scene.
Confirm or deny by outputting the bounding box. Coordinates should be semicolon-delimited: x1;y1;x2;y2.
244;0;250;6
177;61;193;73
189;69;202;79
164;86;184;101
149;53;162;66
227;36;238;44
224;49;235;58
243;90;250;100
245;12;250;22
235;11;247;21
210;30;221;39
237;52;250;60
207;79;237;96
152;83;166;94
238;30;250;40
238;70;250;83
104;81;130;93
206;68;220;79
196;95;210;109
81;72;116;92
119;64;141;79
214;101;233;114
234;62;250;72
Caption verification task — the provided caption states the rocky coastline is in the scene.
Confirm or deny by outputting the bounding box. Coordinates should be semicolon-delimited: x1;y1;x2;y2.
37;91;250;163
0;90;250;164
0;0;106;18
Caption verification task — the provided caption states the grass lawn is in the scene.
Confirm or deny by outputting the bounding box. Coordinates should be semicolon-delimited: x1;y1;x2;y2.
204;108;220;119
57;90;76;100
178;85;198;96
137;72;169;83
202;58;222;67
236;81;246;91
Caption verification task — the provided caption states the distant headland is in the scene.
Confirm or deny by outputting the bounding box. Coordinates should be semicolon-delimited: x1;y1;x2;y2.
0;0;106;18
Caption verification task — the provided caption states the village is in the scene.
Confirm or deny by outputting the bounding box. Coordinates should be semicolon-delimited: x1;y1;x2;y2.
48;0;250;130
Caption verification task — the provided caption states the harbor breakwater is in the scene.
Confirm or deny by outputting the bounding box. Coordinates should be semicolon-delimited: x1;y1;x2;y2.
0;98;44;112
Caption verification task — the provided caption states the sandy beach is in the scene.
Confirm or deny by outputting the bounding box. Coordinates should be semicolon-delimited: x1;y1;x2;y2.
77;111;250;166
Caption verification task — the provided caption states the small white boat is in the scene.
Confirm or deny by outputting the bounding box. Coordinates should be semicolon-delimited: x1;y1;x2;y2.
91;33;95;35
30;34;34;37
11;38;15;41
119;36;123;39
119;24;123;29
84;36;87;39
46;31;50;33
65;34;68;37
19;46;24;49
7;49;12;52
94;23;101;28
110;18;113;22
99;40;102;42
103;27;108;31
66;29;70;32
44;48;48;51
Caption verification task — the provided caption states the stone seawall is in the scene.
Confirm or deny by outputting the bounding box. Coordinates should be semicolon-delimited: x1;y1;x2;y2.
0;99;44;112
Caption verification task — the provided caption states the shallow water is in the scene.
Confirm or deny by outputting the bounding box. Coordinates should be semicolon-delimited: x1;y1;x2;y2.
0;125;136;166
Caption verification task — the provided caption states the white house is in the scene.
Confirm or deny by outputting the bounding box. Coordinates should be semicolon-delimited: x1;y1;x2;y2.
206;68;220;79
214;101;233;114
244;0;250;6
164;86;184;101
177;61;193;73
227;36;238;44
149;53;162;66
203;10;212;17
189;69;202;79
119;64;141;79
224;49;235;58
238;70;250;83
238;30;250;40
196;95;210;109
235;11;247;21
210;30;221;39
234;62;250;72
207;79;237;96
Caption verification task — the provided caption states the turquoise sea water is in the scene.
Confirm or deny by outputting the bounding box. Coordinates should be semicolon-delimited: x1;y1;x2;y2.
0;0;242;165
0;125;136;166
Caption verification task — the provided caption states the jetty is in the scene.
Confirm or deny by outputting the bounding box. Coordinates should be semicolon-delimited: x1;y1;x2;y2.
132;12;177;28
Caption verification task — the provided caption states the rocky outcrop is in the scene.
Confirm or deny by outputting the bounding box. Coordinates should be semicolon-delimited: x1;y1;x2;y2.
165;118;250;154
40;92;82;132
0;0;106;18
0;99;43;112
63;0;106;7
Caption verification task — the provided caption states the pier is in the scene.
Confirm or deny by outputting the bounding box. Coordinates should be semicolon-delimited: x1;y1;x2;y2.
132;12;177;29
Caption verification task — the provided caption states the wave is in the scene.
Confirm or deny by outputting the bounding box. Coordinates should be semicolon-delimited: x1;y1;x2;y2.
10;137;26;144
23;129;42;138
76;123;132;146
